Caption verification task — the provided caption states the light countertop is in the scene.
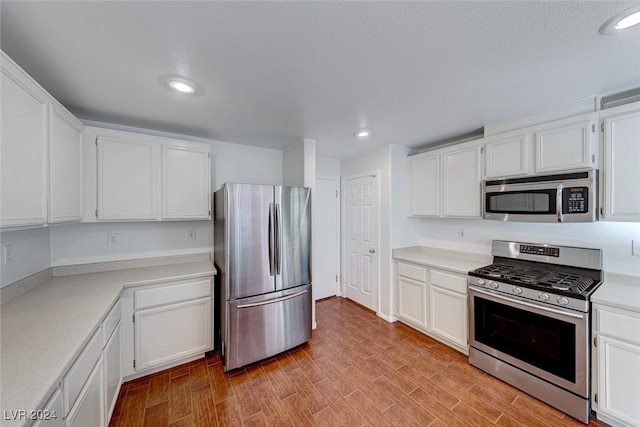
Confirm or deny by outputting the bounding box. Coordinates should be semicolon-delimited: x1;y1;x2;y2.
393;246;492;274
1;259;215;427
592;272;640;313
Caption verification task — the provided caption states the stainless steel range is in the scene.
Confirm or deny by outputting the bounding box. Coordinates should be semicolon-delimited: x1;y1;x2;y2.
467;240;603;424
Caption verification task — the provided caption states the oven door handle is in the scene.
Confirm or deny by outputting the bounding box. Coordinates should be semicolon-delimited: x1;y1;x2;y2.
469;286;585;319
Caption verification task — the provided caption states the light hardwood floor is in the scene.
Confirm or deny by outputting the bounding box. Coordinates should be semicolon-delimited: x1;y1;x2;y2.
109;297;608;426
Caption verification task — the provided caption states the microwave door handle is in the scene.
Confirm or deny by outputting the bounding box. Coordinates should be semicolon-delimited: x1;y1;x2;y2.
556;184;564;223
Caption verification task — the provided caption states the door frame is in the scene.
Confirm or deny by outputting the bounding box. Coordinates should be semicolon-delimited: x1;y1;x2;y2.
315;175;342;298
340;169;381;312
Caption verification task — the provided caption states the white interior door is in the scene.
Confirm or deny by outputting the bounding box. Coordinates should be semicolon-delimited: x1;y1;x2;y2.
343;174;379;311
314;177;340;300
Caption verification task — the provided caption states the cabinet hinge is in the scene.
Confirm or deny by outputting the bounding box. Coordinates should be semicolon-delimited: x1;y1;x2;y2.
593;336;597;347
591;124;596;133
594;393;598;404
600;122;605;132
480;147;484;154
208;152;211;159
133;360;136;369
95;209;98;218
95;136;98;146
132;314;135;323
336;190;338;197
209;210;211;217
336;275;338;282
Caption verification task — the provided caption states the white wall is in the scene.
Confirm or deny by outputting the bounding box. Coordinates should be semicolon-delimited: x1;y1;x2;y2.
0;227;50;287
419;218;640;276
341;145;419;320
316;156;340;177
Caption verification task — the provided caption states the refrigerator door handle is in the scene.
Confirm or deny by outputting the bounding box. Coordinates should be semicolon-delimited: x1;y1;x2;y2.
268;203;276;276
275;202;281;275
236;289;308;309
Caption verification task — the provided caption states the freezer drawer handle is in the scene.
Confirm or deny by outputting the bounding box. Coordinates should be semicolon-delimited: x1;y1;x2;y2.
236;289;307;309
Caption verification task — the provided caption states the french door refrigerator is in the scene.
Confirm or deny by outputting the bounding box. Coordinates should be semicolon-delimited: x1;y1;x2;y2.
214;183;312;371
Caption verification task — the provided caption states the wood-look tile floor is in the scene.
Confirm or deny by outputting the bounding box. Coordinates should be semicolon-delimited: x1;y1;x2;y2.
110;297;608;427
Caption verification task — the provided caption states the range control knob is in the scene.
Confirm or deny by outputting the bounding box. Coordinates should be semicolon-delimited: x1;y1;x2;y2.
477;279;486;286
557;297;570;306
489;282;499;290
539;293;550;301
512;287;523;295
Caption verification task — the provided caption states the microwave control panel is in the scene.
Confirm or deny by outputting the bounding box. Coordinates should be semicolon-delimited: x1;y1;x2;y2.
562;187;589;214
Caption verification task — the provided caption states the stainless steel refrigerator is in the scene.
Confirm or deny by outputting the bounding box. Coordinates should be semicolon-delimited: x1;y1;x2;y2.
213;183;312;371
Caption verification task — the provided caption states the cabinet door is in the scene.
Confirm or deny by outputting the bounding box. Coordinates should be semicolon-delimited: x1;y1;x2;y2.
602;106;640;221
161;144;211;220
534;116;597;174
484;133;531;178
429;285;467;349
410;153;440;216
442;145;481;217
0;60;48;228
597;335;640;426
135;297;212;371
33;387;64;427
66;357;104;427
97;136;157;220
397;276;427;328
49;104;83;223
103;322;122;424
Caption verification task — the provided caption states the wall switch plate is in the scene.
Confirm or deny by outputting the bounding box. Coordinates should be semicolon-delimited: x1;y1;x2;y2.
458;228;466;239
107;233;119;246
3;245;14;264
187;229;197;241
633;240;640;257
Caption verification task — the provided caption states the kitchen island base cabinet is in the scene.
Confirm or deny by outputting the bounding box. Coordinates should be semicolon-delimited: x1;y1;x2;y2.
103;321;121;424
66;357;104;427
593;304;640;427
395;261;468;354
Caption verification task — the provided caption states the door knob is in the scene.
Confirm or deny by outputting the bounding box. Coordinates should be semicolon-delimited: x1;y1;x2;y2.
369;248;376;254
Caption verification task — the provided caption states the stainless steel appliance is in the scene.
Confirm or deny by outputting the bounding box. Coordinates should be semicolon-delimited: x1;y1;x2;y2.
468;240;603;423
214;183;312;371
483;169;598;223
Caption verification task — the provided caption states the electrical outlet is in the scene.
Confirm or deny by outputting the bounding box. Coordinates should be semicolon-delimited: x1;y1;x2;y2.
107;233;119;246
633;240;640;257
458;228;466;240
3;245;14;264
187;229;197;241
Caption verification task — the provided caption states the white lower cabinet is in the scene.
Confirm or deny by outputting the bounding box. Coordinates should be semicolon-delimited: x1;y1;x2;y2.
131;278;213;373
593;304;640;427
66;357;104;427
103;321;122;424
395;261;468;353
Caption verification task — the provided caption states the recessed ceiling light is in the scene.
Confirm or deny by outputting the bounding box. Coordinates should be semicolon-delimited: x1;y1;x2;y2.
600;4;640;34
354;129;370;138
166;77;197;94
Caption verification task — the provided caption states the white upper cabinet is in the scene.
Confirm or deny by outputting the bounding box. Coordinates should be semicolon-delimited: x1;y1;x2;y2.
442;144;482;217
90;127;211;222
49;102;83;223
97;135;158;221
409;153;439;216
484;133;531;178
483;113;598;179
534;114;598;174
600;102;640;222
161;143;211;220
1;52;48;228
409;140;482;218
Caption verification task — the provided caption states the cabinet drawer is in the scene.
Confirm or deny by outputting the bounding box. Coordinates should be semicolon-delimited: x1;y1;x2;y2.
597;308;640;344
102;298;121;346
430;270;467;294
134;278;211;310
64;327;102;411
397;263;427;282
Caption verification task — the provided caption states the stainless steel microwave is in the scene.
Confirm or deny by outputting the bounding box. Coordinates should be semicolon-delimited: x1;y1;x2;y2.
483;170;598;223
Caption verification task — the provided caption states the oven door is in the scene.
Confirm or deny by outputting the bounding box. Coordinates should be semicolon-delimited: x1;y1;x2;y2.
468;286;589;397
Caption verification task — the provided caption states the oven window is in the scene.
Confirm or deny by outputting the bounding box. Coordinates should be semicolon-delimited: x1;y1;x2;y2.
486;190;556;214
474;297;576;383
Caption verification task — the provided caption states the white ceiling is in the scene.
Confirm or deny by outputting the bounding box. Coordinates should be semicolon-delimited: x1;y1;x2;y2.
1;1;639;159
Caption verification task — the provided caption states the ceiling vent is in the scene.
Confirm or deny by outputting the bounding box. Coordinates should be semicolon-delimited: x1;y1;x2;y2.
600;87;640;110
